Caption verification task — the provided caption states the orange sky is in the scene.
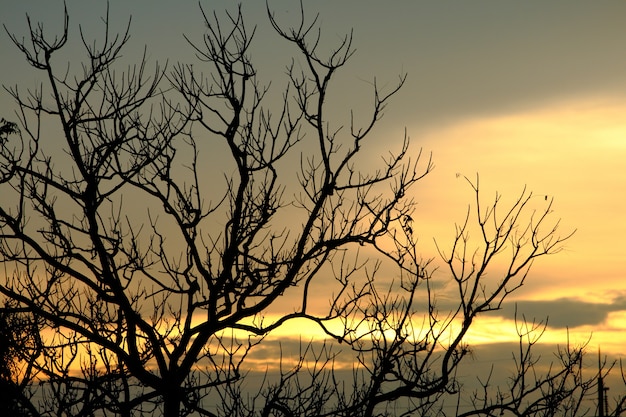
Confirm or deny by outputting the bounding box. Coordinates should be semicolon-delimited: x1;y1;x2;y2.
407;97;626;355
1;0;626;377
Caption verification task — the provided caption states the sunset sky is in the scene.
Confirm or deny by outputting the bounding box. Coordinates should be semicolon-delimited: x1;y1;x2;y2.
2;0;626;388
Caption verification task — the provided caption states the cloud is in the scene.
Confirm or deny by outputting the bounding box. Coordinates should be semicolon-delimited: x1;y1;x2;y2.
496;294;626;329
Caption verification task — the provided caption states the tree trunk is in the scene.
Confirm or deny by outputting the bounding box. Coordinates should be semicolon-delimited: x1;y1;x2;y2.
163;390;182;417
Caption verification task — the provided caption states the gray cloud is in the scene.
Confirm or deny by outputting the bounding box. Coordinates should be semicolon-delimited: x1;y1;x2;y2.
496;294;626;329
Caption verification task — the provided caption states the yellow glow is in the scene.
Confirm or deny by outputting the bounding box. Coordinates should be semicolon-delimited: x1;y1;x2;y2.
399;96;626;356
13;95;626;376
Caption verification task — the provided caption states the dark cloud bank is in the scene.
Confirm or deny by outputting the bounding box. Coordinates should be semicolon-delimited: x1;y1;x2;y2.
498;295;626;329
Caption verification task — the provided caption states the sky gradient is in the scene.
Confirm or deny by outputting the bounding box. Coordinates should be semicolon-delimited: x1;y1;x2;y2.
1;0;626;386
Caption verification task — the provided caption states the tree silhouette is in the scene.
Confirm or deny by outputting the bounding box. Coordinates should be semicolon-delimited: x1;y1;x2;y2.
0;3;601;417
0;118;18;140
0;299;41;417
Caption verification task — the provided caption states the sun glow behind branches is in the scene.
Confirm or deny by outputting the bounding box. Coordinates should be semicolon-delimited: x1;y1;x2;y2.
5;88;626;384
404;94;626;348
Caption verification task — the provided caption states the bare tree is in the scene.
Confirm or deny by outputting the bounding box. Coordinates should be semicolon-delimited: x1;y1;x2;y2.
0;3;601;417
217;177;586;417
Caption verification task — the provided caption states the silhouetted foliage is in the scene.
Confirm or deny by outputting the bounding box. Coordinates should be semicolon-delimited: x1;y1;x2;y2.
0;3;611;417
0;300;41;417
0;118;18;141
0;305;21;414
